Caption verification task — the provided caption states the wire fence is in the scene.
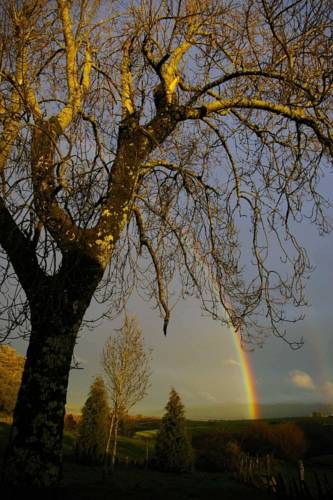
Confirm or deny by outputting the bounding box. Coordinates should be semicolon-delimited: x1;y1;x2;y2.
235;453;332;499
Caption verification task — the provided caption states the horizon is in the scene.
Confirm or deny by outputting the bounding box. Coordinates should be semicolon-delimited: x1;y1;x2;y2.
65;400;333;421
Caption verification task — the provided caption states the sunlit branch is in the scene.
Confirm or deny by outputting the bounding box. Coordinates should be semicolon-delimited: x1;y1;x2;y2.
185;97;332;154
158;9;202;104
56;0;92;131
0;12;28;187
121;38;135;117
187;70;321;105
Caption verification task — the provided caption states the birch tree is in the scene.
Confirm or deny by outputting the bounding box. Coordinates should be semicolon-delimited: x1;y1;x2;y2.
102;314;151;470
0;0;332;490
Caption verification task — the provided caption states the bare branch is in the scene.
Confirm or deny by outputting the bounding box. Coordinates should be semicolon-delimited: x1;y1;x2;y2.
133;205;170;334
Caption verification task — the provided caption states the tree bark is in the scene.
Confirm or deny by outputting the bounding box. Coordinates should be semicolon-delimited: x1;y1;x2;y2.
1;254;104;491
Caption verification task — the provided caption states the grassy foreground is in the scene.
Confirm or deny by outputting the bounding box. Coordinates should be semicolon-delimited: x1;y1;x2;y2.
0;420;275;499
59;462;276;500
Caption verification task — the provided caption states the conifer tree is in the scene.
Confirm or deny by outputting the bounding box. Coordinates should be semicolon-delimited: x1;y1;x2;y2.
154;388;194;473
76;376;109;464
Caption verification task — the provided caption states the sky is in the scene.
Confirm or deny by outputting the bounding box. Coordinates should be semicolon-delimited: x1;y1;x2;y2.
7;169;333;419
2;1;332;421
59;213;333;419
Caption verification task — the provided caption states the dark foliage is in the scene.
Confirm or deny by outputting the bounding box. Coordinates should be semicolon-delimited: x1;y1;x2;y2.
240;421;274;456
64;414;80;434
241;421;306;461
118;414;136;438
299;419;333;457
192;427;241;472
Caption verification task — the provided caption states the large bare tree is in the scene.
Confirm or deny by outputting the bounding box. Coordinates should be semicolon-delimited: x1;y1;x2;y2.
102;313;151;470
0;0;332;490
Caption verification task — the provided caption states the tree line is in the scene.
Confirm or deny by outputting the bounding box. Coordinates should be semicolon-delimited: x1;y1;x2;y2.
75;382;194;473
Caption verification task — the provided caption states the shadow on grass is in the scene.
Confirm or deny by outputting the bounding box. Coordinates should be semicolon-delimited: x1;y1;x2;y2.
59;462;276;500
0;421;11;457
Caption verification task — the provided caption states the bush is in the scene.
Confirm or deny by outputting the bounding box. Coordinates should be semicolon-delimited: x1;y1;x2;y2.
224;441;242;471
64;413;80;434
272;422;306;461
241;421;274;456
153;388;194;473
118;413;136;437
299;420;333;457
241;420;306;461
192;428;241;472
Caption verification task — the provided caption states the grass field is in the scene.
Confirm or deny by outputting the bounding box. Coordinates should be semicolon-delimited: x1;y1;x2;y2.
1;416;333;499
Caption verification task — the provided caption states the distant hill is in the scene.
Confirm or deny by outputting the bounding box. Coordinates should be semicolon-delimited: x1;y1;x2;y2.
257;403;333;419
183;402;333;420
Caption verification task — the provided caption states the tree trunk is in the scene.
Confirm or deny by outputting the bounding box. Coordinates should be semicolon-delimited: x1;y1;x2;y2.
103;411;115;475
1;255;104;492
2;314;78;490
111;415;119;467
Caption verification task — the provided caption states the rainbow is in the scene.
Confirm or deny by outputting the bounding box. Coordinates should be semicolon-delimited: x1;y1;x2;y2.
229;323;260;420
181;229;260;419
